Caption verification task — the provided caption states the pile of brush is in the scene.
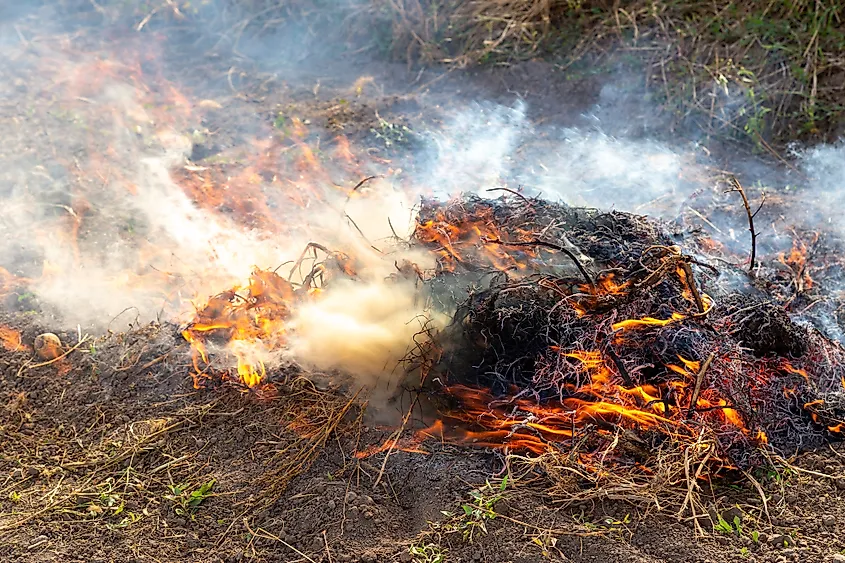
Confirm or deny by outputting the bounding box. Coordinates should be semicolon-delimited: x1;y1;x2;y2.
412;194;845;469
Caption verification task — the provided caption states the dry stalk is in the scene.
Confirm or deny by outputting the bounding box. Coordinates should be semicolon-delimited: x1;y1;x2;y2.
257;386;361;506
727;176;763;275
677;433;715;536
687;353;716;420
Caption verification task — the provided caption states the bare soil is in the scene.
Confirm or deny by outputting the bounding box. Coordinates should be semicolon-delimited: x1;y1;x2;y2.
2;7;845;563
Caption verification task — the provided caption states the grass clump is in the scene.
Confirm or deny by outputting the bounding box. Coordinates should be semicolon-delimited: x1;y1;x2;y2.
369;0;845;146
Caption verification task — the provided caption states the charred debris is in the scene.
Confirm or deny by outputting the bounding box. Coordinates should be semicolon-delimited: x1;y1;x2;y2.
184;188;845;472
410;191;845;470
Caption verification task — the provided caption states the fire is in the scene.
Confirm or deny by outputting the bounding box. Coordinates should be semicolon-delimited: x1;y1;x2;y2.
357;348;761;459
415;207;534;273
589;273;628;295
612;312;685;332
182;270;297;388
781;361;809;382
358;381;690;459
778;234;817;291
3;30;839;476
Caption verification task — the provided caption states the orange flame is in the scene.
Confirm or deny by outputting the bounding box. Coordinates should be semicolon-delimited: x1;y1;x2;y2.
612;312;685;332
182;270;297;388
778;235;817;290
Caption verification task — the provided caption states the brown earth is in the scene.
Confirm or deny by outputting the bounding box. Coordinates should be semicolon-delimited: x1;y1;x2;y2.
2;6;845;563
3;312;845;563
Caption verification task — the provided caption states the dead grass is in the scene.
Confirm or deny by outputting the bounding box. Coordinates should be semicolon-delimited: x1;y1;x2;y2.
368;0;845;145
69;0;843;145
0;334;361;556
367;0;568;65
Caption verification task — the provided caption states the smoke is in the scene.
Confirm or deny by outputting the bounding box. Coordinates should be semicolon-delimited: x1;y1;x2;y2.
418;100;708;217
286;280;442;391
3;0;845;395
793;142;845;228
0;6;443;394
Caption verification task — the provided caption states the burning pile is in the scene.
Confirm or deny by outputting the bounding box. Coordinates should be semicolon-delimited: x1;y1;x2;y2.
183;191;845;470
413;196;845;469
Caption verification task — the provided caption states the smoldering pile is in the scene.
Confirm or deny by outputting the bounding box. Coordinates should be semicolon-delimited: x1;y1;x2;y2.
411;194;845;469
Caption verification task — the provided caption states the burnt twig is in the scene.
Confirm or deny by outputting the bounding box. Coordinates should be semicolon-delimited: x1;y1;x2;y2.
726;177;762;275
679;260;706;314
485;238;595;290
687;353;716;419
486;187;534;207
351;175;382;192
604;346;634;387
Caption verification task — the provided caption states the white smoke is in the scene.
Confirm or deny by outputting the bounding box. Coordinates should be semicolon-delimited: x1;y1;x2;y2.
419;101;708;218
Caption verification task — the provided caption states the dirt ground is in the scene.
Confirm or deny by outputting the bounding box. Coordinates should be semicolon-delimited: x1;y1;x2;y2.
2;5;845;563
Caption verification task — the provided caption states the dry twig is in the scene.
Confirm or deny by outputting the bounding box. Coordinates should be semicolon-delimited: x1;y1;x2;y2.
726;177;763;275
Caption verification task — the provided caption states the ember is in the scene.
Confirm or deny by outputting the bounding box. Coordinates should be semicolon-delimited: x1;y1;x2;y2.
397;195;844;469
182;190;845;472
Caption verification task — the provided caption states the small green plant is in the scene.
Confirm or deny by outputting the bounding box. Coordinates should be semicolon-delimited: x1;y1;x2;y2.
757;465;794;490
81;479;123;518
739;86;771;151
106;511;142;530
714;514;742;535
16;292;35;303
440;476;509;542
408;541;447;563
8;491;21;503
530;532;559;558
739;546;750;557
571;508;631;532
165;479;215;519
370;116;416;149
750;530;759;543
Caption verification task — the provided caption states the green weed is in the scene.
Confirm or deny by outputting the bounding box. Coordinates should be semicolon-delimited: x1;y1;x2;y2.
408;541;447;563
439;476;509;543
165;479;216;519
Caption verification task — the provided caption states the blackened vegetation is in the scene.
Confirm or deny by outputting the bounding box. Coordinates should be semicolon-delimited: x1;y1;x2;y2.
412;195;845;469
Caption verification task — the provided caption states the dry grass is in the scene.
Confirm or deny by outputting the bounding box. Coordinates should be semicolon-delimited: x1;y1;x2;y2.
367;0;845;145
368;0;569;65
73;0;844;147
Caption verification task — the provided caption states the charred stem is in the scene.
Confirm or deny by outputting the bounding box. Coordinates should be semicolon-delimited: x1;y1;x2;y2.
680;259;706;314
604;345;635;387
687;353;716;420
485;238;595;290
727;177;762;275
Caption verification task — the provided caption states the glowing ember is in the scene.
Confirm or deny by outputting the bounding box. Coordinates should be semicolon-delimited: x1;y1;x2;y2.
0;327;30;353
612;312;685;332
